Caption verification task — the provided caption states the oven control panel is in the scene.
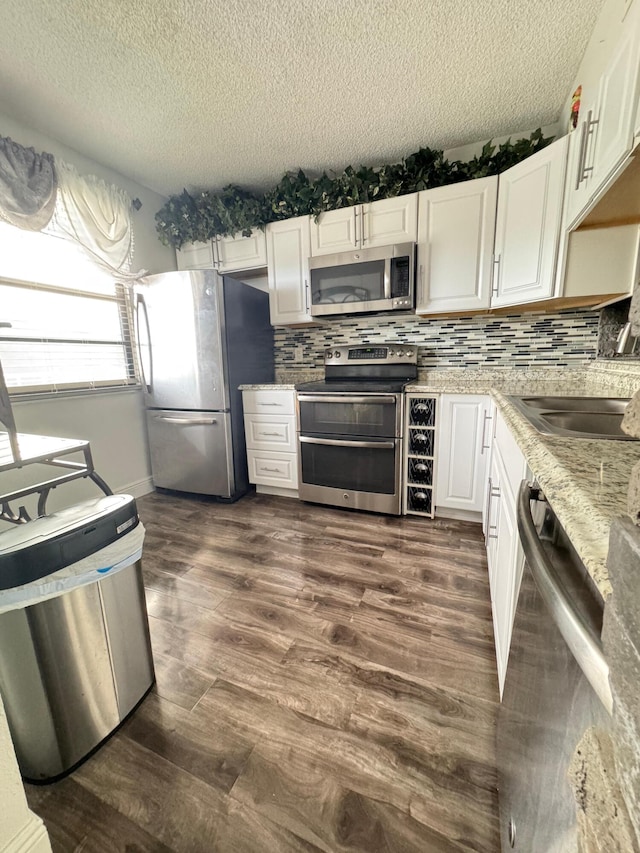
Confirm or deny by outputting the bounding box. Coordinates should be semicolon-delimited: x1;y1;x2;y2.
324;344;417;365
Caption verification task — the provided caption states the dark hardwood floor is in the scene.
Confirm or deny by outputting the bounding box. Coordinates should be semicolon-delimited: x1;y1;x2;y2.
26;491;500;852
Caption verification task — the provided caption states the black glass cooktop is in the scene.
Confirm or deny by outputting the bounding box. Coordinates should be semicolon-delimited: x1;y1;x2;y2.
296;380;409;394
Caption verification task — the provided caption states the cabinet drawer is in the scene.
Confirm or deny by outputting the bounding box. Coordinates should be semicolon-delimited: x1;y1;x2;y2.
242;389;296;415
247;451;298;488
244;414;297;452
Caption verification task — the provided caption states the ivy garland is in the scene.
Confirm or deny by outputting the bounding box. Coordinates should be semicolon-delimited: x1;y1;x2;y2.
155;129;554;249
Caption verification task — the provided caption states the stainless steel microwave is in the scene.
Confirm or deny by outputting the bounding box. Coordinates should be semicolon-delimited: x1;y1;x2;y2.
309;242;415;317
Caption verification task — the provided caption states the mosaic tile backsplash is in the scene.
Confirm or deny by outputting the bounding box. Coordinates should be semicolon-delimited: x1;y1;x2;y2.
275;308;600;372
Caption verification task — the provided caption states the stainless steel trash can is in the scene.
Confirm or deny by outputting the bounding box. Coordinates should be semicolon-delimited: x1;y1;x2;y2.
0;496;155;782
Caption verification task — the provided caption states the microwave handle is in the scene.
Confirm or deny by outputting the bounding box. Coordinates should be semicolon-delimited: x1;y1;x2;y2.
383;258;391;299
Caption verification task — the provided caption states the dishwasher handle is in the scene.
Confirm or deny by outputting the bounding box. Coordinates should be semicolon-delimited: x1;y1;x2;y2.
516;480;613;715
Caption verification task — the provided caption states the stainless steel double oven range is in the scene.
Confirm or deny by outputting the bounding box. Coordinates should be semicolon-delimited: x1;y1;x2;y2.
296;344;418;515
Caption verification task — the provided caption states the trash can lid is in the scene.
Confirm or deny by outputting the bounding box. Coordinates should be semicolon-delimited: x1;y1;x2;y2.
0;494;137;553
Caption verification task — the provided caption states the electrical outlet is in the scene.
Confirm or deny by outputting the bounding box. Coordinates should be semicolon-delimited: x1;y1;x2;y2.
294;346;304;361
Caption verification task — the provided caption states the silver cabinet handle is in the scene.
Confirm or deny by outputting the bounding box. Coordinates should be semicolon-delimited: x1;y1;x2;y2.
516;481;612;713
297;394;396;405
257;402;283;407
360;205;366;245
259;431;282;437
300;436;395;450
304;278;310;313
487;478;500;539
353;206;360;248
261;466;282;473
575;110;599;189
492;254;501;296
480;411;492;454
158;416;217;425
212;237;221;269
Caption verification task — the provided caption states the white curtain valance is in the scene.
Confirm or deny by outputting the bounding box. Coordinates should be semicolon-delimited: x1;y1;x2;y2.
48;160;146;281
0;136;57;231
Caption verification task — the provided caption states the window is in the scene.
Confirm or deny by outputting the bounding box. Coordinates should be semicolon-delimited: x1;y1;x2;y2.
0;222;136;392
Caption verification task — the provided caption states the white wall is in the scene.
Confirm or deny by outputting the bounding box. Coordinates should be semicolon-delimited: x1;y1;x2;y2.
0;388;153;532
0;112;170;520
0;116;168;849
560;0;636;120
0;111;176;275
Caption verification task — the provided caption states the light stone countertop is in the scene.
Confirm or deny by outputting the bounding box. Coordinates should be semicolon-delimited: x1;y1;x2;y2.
241;362;640;597
492;391;640;600
239;383;297;391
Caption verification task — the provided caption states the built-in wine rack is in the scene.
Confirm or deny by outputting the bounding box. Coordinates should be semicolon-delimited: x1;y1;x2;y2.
404;395;437;518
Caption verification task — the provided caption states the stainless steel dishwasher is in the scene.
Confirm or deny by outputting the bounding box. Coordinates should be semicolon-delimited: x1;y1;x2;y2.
497;482;613;852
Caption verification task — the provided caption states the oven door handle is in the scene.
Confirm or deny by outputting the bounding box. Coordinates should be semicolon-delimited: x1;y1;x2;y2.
516;480;613;714
297;394;397;405
299;436;395;450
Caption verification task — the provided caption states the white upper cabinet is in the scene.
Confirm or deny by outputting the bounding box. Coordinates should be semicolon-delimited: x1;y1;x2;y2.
215;231;267;273
266;216;313;325
435;394;492;515
416;176;497;314
310;194;418;256
310;206;359;255
491;136;568;308
566;0;640;228
176;241;215;270
362;194;418;248
176;232;267;274
591;3;640;190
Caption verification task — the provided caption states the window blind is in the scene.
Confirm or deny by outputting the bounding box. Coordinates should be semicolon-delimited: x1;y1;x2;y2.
0;222;136;392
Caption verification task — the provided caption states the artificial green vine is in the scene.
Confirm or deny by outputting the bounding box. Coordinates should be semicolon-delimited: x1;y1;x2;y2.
155;129;553;249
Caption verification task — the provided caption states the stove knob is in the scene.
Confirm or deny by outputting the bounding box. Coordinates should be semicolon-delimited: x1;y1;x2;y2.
326;352;333;359
334;351;341;358
396;350;403;357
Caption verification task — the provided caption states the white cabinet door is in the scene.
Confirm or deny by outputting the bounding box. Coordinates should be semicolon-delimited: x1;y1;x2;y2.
485;410;527;697
176;241;214;270
416;177;497;314
216;231;267;273
492;136;568;308
266;217;312;325
490;457;523;698
310;207;359;256
435;395;491;513
310;194;418;256
363;194;418;247
565;3;640;229
591;3;640;192
564;87;600;229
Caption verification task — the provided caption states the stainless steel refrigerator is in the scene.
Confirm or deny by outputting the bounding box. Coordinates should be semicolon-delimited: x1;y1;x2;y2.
134;270;274;499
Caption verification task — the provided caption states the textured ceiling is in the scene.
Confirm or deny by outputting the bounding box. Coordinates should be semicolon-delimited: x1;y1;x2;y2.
0;0;603;197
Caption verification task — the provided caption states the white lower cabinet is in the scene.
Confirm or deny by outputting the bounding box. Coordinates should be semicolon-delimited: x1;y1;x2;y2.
435;394;491;518
242;389;299;496
486;409;527;697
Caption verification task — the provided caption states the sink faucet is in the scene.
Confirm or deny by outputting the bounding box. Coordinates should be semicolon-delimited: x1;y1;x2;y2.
615;322;638;355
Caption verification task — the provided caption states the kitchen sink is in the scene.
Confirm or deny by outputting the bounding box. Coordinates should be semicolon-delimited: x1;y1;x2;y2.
507;395;636;440
518;396;630;414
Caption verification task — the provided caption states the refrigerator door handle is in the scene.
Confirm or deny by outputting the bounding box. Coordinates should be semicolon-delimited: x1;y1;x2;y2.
157;416;218;425
135;294;153;393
